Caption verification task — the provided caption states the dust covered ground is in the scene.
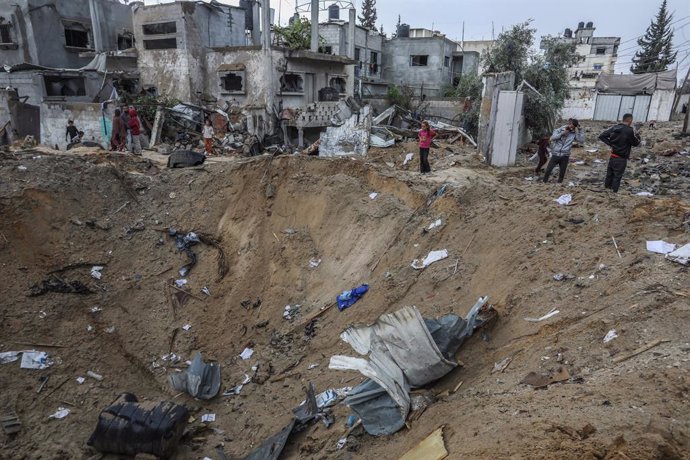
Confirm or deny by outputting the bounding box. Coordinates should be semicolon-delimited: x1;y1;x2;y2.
0;121;689;459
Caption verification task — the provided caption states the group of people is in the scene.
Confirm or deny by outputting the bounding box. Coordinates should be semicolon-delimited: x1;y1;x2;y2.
110;105;143;155
535;115;641;192
416;114;641;193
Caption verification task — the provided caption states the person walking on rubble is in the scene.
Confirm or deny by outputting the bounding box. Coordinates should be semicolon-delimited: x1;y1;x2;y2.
543;118;584;184
65;120;80;144
128;108;142;155
535;132;550;174
203;118;215;156
110;109;127;151
599;113;641;193
418;120;437;174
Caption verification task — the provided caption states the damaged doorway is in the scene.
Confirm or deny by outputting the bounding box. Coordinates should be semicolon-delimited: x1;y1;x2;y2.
43;76;86;97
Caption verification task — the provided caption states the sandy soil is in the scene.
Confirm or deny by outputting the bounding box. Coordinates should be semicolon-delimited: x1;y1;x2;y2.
0;121;689;460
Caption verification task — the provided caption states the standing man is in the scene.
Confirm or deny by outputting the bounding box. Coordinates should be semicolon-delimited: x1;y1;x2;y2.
599;113;641;193
66;120;80;144
543;118;584;183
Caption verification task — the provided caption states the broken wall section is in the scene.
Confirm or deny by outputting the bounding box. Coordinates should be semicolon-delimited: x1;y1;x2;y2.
319;104;371;156
40;102;109;150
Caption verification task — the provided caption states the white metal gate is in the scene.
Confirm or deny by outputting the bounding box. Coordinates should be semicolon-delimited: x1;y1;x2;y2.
594;94;651;122
593;94;621;121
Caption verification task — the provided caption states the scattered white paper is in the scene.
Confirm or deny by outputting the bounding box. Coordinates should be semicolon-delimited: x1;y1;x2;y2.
575;161;585;165
20;351;52;370
174;279;188;288
586;148;599;153
0;351;24;364
603;330;618;343
309;258;321;268
48;407;70;419
369;192;378;200
336;437;348;450
403;153;414;165
411;249;449;269
555;194;572;205
105;326;115;333
17;165;27;171
76;377;85;384
646;240;677;255
201;286;211;296
201;413;216;423
182;324;192;331
308;363;319;370
240;347;254;360
90;306;102;313
90;266;104;280
593;159;603;164
524;308;560;323
666;243;690;265
427;219;442;230
636;191;654;197
86;325;93;332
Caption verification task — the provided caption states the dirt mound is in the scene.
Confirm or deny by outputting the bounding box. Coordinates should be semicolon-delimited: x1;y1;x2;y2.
1;125;689;459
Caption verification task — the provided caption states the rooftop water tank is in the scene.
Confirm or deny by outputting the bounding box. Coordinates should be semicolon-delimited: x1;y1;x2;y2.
578;21;585;29
328;4;340;21
586;21;594;28
564;28;573;38
398;24;410;38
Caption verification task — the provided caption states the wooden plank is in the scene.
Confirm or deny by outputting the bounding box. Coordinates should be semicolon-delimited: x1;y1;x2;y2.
613;339;670;364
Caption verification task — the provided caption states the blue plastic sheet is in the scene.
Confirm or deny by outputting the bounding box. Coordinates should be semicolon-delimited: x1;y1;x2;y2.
336;283;369;311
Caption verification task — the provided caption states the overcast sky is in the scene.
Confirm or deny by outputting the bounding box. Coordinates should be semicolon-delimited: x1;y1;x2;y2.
144;0;690;76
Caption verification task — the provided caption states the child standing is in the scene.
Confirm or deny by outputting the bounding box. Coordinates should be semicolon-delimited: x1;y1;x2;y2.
418;120;436;174
202;119;214;156
535;132;550;174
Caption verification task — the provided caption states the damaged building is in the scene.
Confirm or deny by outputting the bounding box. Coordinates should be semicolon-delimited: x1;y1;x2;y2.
0;0;136;148
381;26;490;97
134;0;357;150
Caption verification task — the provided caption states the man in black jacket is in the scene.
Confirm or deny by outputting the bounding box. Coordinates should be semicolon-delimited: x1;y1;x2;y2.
598;113;641;193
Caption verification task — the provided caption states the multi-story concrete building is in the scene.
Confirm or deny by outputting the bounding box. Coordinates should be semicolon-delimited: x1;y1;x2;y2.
319;13;385;97
0;0;134;69
380;27;490;97
549;22;620;90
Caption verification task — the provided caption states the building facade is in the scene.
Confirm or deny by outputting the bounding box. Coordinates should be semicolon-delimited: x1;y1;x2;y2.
0;0;133;69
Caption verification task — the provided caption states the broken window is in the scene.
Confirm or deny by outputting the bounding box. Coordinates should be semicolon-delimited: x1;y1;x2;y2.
444;56;450;67
370;51;379;74
144;38;177;50
142;22;177;35
0;20;14;44
118;32;134;50
320;45;333;54
410;55;428;66
581;72;597;79
221;72;244;93
44;76;86;97
595;47;606;55
280;73;304;93
329;76;346;93
64;23;91;48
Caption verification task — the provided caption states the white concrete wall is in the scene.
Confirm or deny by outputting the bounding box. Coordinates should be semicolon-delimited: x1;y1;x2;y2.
648;89;675;122
40;102;111;150
562;88;596;120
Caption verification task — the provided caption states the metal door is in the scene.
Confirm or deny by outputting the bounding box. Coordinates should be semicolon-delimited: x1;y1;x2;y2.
617;96;636;121
632;95;651;122
593;94;622;121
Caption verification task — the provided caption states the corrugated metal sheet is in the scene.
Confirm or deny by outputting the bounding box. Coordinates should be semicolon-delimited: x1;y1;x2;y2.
618;96;636;120
593;94;622;121
632;95;651;122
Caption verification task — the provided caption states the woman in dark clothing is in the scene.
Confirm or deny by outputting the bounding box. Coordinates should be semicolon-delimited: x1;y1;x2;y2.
110;109;126;151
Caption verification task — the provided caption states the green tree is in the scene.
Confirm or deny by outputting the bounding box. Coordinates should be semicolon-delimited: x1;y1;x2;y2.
631;0;677;73
358;0;377;30
481;21;583;134
274;18;324;51
442;74;483;137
